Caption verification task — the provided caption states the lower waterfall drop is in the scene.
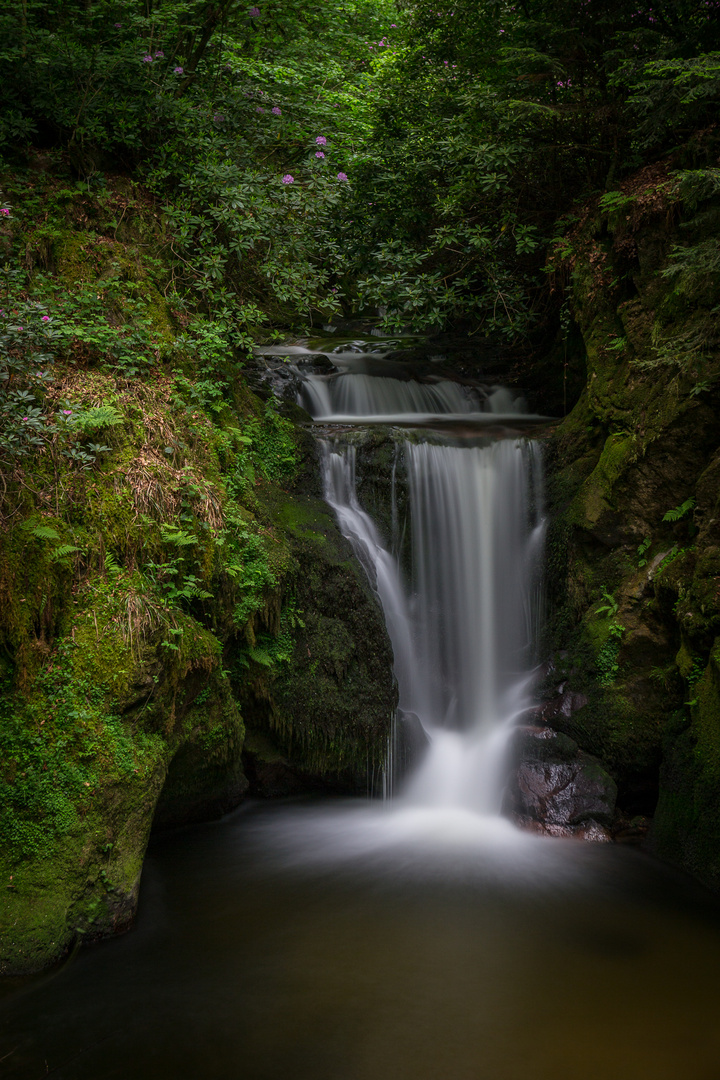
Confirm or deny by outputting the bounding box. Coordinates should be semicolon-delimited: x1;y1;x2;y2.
321;433;546;816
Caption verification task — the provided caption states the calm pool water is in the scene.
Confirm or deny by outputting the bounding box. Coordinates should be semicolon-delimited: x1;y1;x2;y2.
2;799;720;1080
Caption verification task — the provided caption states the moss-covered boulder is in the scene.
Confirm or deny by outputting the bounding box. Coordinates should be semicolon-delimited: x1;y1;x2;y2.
235;480;396;793
0;602;242;975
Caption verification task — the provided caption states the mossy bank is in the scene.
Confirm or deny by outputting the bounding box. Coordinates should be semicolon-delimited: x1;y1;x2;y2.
0;167;395;976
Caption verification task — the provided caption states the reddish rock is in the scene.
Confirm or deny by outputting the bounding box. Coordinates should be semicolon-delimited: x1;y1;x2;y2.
513;815;612;843
505;725;618;837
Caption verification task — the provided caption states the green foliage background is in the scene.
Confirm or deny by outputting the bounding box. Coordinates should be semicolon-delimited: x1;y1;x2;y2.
2;0;718;340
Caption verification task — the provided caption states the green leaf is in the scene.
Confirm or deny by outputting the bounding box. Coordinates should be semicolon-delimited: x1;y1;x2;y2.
28;525;61;541
663;498;696;522
52;544;80;560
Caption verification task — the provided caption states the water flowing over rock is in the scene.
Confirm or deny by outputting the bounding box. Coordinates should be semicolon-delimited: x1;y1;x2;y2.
306;340;555;819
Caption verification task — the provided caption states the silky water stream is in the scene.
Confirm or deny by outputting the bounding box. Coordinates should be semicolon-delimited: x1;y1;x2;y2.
4;339;720;1080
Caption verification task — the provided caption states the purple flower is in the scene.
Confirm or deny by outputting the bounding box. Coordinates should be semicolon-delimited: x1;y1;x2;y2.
142;54;153;63
41;315;50;322
22;416;28;421
249;5;260;15
315;135;327;145
256;106;265;113
272;106;282;115
62;410;72;415
174;66;183;74
154;50;165;58
281;174;294;184
0;208;10;216
337;172;348;181
114;22;122;28
315;151;325;159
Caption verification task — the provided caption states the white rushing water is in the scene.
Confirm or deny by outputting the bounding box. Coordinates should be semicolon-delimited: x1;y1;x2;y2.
320;409;545;814
299;370;529;425
244;348;558;876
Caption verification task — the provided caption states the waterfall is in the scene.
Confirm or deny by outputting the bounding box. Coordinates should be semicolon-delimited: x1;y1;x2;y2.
301;374;482;419
321;433;545;814
293;335;547;813
299;372;528;424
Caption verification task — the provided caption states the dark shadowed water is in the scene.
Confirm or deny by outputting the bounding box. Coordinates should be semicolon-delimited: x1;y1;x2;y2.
3;798;720;1080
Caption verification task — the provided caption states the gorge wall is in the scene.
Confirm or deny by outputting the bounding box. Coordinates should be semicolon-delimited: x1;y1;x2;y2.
545;156;720;885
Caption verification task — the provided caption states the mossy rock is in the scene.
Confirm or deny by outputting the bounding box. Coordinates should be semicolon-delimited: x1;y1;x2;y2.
648;640;720;890
0;593;246;976
237;486;396;791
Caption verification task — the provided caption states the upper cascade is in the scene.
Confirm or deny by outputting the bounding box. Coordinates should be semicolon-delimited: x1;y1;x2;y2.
279;339;528;422
299;372;527;422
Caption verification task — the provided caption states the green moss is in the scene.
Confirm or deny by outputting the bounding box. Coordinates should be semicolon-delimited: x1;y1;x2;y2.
234;489;395;788
649;643;720;889
0;588;249;974
675;639;695;679
544;177;720;854
568;433;637;532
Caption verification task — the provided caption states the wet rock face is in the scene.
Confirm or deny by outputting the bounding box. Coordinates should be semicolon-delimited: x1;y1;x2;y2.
246;352;337;406
512;759;616;826
505;726;617;841
531;689;589;725
238;481;397;794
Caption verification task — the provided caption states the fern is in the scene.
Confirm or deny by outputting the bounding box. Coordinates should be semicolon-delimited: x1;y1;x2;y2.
661;240;720;281
52;544;80;561
637;537;651;568
248;647;273;667
181;581;213;601
595;586;619;618
599;190;635;213
70;404;124;433
22;521;61;541
160;524;198;547
104;552;122;579
663;498;695;523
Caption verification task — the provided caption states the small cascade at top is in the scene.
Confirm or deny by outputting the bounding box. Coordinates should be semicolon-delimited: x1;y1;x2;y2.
300;373;527;425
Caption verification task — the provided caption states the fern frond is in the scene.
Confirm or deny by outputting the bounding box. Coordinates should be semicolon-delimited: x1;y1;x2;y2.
52;544;80;560
663;498;695;522
30;525;61;540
